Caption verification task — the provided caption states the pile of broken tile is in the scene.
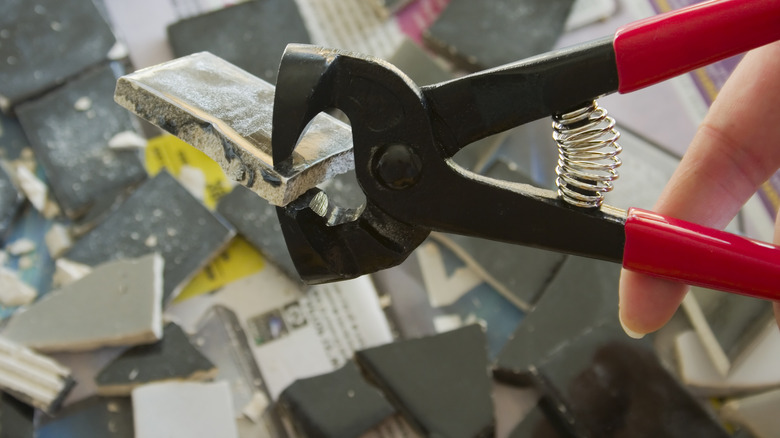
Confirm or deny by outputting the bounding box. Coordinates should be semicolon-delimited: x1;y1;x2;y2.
0;0;776;437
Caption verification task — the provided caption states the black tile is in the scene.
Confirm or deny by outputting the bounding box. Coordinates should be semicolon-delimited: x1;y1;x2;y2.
279;362;395;438
167;0;310;84
0;393;34;438
356;324;493;438
494;256;621;385
0;164;22;240
0;114;30;160
529;322;729;438
95;323;216;395
16;63;147;219
423;0;574;71
508;402;566;438
0;0;116;111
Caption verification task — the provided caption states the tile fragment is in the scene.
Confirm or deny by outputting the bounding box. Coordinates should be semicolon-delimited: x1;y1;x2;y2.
507;402;566;438
721;388;780;438
51;258;92;288
423;0;575;71
64;171;235;304
355;324;493;438
0;266;37;306
0;335;73;413
95;322;217;396
216;185;297;278
13;165;46;212
2;254;164;352
0;163;22;238
115;52;354;207
167;0;310;84
35;396;134;438
0;114;30;160
529;322;729;438
5;237;34;255
0;392;34;438
494;256;620;385
132;381;238;438
0;0;117;111
44;223;72;258
107;131;147;150
16;63;147;218
279;361;395;438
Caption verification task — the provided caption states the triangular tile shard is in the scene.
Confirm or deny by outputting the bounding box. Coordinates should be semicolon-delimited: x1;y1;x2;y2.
0;336;73;414
95;322;217;396
2;254;163;352
279;361;395;438
64;171;235;304
355;324;494;438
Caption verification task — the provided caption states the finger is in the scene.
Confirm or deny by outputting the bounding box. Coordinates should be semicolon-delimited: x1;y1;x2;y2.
619;41;780;336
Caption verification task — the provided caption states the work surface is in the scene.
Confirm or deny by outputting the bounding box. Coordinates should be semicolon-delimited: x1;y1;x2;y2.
0;0;778;437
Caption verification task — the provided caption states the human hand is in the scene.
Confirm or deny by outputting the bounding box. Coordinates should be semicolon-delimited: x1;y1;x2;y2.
618;41;780;338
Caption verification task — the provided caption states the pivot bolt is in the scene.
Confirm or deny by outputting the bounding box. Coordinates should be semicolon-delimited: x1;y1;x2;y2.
374;144;422;190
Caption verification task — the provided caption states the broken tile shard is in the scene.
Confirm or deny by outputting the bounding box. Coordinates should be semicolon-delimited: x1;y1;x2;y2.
423;0;575;71
494;256;621;385
0;392;34;438
16;63;147;218
0;266;37;306
279;361;395;438
2;254;163;352
0;336;73;413
216;185;298;278
355;324;494;438
530;322;728;438
36;396;134;438
95;322;217;396
132;381;238;438
167;0;310;84
721;388;780;438
115;52;354;207
65;171;235;304
0;0;117;111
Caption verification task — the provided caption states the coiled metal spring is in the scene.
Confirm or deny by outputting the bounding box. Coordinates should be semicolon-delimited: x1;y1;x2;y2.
553;101;622;208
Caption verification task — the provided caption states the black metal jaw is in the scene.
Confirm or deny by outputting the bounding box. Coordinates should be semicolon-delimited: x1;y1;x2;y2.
273;43;628;284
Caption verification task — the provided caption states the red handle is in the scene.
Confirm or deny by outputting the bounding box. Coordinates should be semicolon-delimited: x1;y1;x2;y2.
623;208;780;300
614;0;780;93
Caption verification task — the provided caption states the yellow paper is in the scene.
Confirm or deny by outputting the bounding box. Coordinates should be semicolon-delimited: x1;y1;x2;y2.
145;135;233;209
176;236;266;302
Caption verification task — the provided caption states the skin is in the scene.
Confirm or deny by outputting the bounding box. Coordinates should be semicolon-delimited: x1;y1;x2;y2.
618;41;780;337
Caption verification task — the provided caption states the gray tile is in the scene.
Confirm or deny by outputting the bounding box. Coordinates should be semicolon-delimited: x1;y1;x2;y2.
216;185;297;279
529;322;728;438
2;254;164;352
279;362;396;438
65;171;235;304
355;324;493;438
95;323;217;396
167;0;310;85
423;0;574;71
0;0;116;111
508;402;565;438
16;63;147;219
494;256;621;385
115;52;353;207
36;396;134;438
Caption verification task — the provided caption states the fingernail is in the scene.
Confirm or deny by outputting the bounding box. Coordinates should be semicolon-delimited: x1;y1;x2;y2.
619;314;646;340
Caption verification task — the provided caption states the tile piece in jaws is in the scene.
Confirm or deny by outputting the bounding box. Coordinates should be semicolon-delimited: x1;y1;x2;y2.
2;254;163;352
115;52;354;207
